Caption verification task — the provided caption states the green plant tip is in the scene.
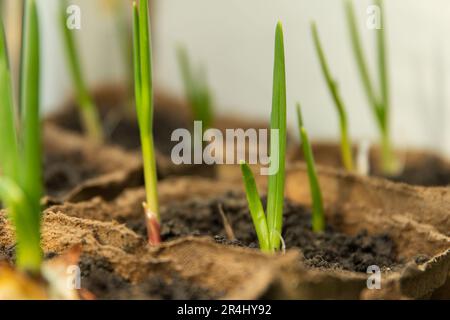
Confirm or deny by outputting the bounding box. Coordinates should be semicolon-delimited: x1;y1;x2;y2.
60;0;104;144
311;21;354;172
240;22;287;253
0;0;43;274
133;0;160;245
266;20;287;250
344;0;397;174
296;104;325;233
177;45;214;130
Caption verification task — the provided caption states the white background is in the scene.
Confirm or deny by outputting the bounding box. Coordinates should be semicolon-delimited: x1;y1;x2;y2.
4;0;450;156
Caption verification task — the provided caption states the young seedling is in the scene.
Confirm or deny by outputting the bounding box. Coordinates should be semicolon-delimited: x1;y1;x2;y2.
177;46;214;130
296;104;325;232
240;162;271;252
239;21;287;252
311;22;354;172
59;1;103;144
132;0;160;245
344;0;397;174
0;0;42;274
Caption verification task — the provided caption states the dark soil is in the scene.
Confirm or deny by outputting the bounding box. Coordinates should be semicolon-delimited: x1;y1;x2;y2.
378;157;450;187
52;104;188;156
44;151;100;199
79;255;218;300
0;250;218;299
0;244;14;262
0;248;59;265
126;192;398;273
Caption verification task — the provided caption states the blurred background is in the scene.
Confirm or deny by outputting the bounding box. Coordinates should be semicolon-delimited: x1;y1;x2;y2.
2;0;450;156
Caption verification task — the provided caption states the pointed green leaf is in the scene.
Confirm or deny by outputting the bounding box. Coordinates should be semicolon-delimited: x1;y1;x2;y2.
240;162;271;252
0;0;43;274
0;19;19;181
266;21;287;250
20;0;42;212
132;1;141;116
344;0;380;118
133;0;159;220
345;0;396;174
376;0;389;114
296;104;325;232
177;45;214;129
138;0;153;133
311;22;354;171
59;0;103;143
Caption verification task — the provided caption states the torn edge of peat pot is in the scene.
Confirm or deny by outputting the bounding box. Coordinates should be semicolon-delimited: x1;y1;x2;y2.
0;209;302;300
282;163;450;299
217;163;450;299
148;237;302;300
3;162;448;299
43;123;142;203
101;166;450;299
31;166;450;299
43;176;241;226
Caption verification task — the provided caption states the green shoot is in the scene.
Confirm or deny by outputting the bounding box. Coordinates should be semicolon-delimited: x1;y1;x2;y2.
240;162;271;252
132;0;160;245
296;104;325;233
0;0;43;274
239;21;287;252
344;0;397;174
177;46;214;130
59;1;103;144
311;22;354;171
0;22;18;183
266;22;287;250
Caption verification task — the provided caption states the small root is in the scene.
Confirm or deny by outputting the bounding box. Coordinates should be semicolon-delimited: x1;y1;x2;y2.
218;204;236;241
